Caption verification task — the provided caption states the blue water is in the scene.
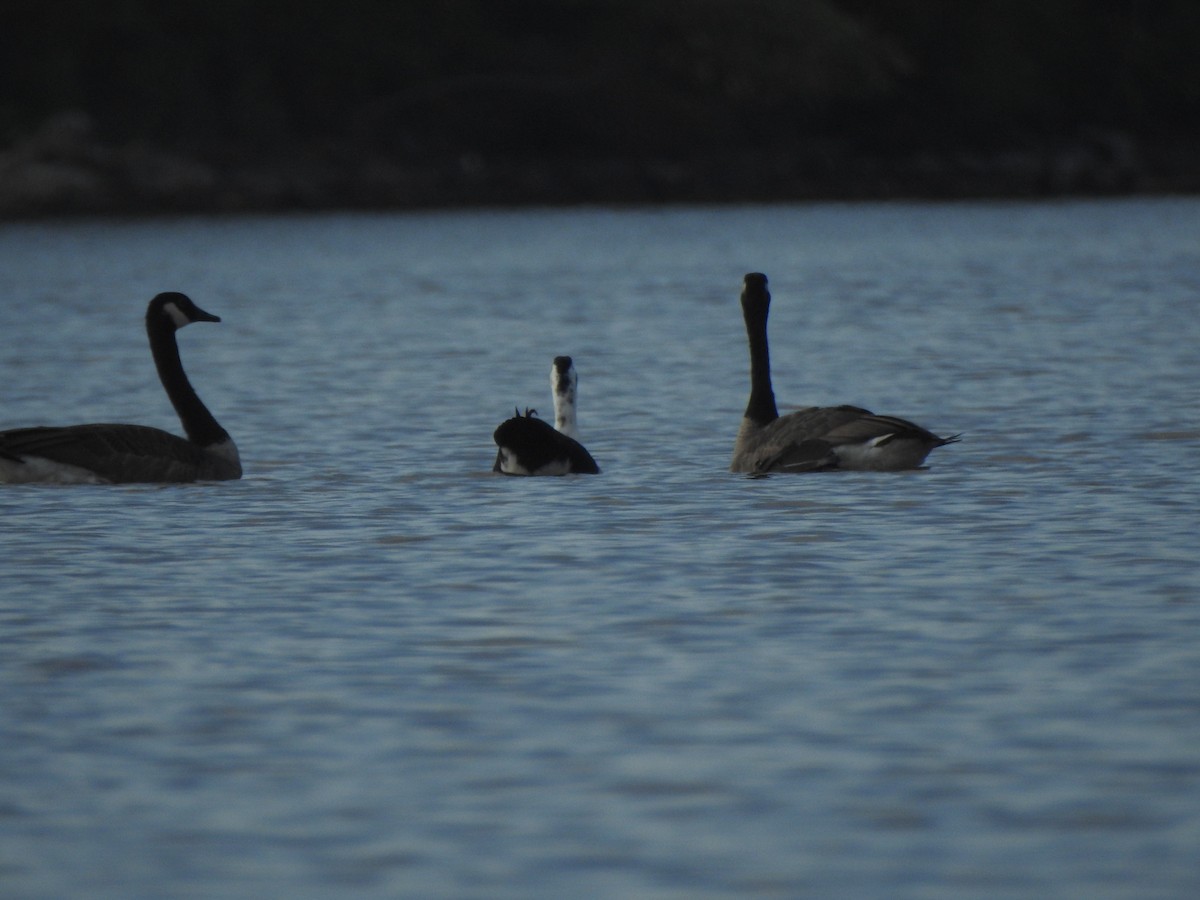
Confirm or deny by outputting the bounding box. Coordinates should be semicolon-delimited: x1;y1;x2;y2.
2;199;1199;898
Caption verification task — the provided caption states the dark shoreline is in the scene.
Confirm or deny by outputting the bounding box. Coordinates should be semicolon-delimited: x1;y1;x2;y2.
3;113;1196;220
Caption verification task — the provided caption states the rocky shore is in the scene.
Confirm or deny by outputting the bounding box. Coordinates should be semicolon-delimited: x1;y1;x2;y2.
2;112;1194;219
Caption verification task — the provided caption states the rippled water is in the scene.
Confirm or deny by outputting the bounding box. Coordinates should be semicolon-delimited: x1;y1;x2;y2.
2;199;1199;898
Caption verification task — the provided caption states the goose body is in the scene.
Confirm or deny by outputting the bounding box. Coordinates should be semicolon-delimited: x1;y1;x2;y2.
493;356;600;475
730;273;958;474
0;292;241;484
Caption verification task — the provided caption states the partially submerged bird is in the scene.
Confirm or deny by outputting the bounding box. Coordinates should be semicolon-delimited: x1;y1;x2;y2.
0;292;242;484
730;273;959;474
493;356;600;475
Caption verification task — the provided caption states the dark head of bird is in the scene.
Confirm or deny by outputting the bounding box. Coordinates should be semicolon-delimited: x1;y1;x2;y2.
741;273;770;318
148;291;221;333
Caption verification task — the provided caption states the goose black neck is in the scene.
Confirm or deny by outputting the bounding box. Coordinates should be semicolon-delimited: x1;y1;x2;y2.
743;294;779;426
148;315;229;447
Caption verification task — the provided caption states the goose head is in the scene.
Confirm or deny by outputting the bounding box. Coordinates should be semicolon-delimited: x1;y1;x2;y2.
551;356;577;400
148;292;221;332
741;272;770;320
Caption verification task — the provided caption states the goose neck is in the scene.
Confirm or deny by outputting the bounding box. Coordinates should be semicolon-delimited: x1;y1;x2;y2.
743;303;779;425
148;318;229;447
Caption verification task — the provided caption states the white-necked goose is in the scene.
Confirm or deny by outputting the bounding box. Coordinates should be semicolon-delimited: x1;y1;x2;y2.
730;273;959;474
493;356;600;475
550;355;581;440
0;292;242;484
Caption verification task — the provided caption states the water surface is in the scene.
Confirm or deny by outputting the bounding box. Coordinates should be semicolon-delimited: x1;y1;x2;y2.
2;199;1199;898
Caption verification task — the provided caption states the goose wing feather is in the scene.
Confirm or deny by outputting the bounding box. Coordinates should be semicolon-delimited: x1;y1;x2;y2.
822;414;961;448
774;404;874;436
739;404;869;470
751;438;839;474
0;424;234;483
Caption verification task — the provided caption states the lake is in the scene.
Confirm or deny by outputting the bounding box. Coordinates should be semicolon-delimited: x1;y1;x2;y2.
2;198;1198;898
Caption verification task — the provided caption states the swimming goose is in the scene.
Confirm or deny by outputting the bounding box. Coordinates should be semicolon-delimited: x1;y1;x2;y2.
493;357;600;475
0;292;242;484
730;273;959;474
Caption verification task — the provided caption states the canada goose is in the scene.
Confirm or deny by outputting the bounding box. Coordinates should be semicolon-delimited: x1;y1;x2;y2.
493;356;600;475
731;273;959;473
0;292;242;484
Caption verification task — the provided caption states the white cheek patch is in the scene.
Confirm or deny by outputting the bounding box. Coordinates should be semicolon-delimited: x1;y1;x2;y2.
162;301;191;329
